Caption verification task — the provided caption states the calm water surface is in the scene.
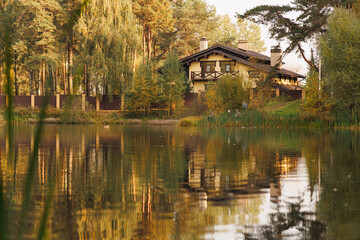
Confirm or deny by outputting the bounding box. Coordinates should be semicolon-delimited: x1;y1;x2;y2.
1;125;360;239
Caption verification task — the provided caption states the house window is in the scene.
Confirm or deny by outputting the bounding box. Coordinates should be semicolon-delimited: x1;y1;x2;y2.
248;70;260;79
220;61;235;72
200;62;216;73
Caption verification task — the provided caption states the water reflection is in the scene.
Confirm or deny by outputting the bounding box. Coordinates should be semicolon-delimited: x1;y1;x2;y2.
0;126;359;239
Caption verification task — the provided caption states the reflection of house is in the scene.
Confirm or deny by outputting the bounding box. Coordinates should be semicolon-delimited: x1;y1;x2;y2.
180;38;304;94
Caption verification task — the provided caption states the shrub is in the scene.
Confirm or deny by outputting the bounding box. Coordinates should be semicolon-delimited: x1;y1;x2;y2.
60;96;95;124
205;75;251;113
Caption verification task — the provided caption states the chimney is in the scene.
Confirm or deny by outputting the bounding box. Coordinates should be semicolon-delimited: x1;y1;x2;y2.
200;37;208;51
238;40;248;51
271;46;282;69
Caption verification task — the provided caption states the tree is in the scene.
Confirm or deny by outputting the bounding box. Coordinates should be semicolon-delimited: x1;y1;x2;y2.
205;75;251;112
14;0;63;95
133;0;173;60
209;15;266;53
320;7;360;109
302;51;330;118
159;51;187;114
237;0;355;71
170;0;218;57
75;0;140;96
125;61;158;116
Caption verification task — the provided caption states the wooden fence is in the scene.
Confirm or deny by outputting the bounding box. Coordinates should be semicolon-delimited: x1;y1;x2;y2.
0;94;122;111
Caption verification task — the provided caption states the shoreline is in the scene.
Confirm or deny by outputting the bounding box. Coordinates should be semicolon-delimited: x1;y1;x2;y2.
25;118;180;126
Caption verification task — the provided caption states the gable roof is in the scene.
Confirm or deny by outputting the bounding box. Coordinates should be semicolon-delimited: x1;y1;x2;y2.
180;44;305;79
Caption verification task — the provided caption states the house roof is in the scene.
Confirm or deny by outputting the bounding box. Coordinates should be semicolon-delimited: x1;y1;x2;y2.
180;44;305;79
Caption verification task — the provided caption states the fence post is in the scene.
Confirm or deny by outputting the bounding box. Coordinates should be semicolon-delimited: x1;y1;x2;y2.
250;89;254;100
5;95;9;107
302;90;306;99
82;93;86;111
276;88;280;97
96;95;100;112
121;94;124;111
30;95;35;108
56;93;60;109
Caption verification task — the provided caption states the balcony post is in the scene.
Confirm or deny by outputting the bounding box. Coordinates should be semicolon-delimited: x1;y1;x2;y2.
215;61;221;73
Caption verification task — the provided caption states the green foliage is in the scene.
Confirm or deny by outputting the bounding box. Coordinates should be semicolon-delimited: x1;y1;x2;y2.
238;1;355;70
320;8;360;109
205;76;251;112
170;0;218;56
209;15;266;53
76;0;141;95
159;51;187;113
60;95;95;124
249;75;273;110
125;61;159;117
302;62;331;118
133;0;173;59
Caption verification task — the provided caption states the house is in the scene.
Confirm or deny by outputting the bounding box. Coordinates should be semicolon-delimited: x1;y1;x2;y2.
180;38;305;98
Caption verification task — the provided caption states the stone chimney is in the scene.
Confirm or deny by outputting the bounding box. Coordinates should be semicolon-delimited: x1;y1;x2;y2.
271;46;282;69
238;40;248;51
200;37;208;51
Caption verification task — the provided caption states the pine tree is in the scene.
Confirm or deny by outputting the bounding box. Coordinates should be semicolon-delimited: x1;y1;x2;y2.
133;0;173;60
14;0;63;95
237;0;355;70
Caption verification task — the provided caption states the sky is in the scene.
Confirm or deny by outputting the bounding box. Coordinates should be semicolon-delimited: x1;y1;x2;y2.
205;0;311;75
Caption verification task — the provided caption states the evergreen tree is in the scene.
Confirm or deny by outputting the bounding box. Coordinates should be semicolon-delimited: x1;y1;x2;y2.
133;0;173;60
237;0;355;70
159;51;186;114
14;0;63;95
209;15;266;53
171;0;218;56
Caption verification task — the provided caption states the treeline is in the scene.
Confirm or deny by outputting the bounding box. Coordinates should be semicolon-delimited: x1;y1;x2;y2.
0;0;265;98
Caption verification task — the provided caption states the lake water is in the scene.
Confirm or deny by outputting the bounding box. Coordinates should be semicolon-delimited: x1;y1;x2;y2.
1;125;359;239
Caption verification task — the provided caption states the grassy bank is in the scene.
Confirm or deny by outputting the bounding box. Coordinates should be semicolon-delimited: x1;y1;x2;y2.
179;98;360;129
0;107;180;125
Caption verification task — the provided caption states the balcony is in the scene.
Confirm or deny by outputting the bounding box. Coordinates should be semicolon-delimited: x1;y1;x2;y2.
191;71;240;81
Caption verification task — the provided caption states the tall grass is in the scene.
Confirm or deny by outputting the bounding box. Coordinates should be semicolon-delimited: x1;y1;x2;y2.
179;110;326;128
199;111;313;128
0;1;88;239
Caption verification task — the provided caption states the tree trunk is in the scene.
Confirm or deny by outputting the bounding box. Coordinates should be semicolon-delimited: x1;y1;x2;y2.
0;61;3;95
132;50;136;90
14;55;18;96
143;25;146;60
68;42;73;94
63;55;67;94
42;61;46;95
84;63;87;95
147;31;152;60
29;70;34;95
38;65;42;96
55;68;59;94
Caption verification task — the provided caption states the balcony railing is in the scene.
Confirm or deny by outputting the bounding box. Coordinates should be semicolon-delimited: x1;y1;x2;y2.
191;71;240;81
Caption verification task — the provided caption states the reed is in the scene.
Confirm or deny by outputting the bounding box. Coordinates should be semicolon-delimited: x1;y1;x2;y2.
0;1;88;239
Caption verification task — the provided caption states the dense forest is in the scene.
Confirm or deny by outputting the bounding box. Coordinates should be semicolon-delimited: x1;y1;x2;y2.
0;0;265;97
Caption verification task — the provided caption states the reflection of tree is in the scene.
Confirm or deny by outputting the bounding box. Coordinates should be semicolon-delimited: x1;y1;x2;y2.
245;199;326;240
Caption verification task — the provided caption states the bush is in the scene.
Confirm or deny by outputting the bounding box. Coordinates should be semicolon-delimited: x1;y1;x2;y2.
205;75;251;113
60;96;95;124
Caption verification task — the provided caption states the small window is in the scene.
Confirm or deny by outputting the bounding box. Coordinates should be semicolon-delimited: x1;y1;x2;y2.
201;62;216;73
225;64;231;72
248;70;260;79
220;61;235;72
